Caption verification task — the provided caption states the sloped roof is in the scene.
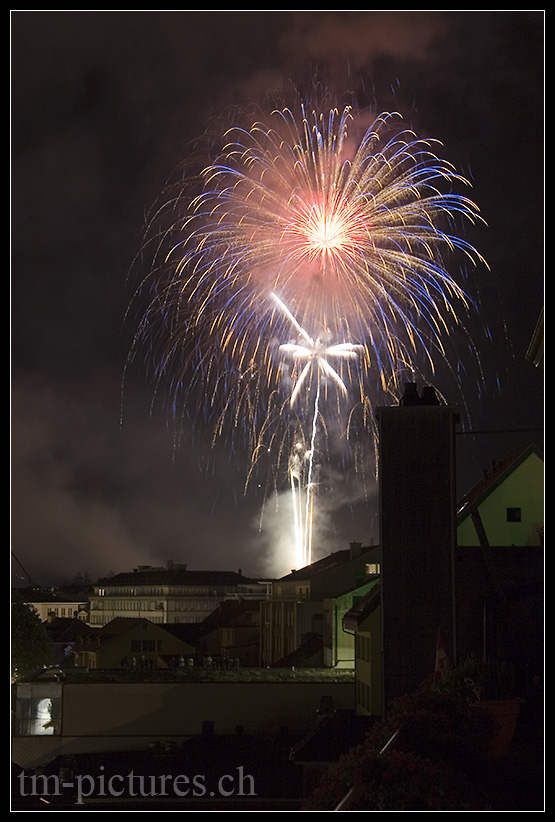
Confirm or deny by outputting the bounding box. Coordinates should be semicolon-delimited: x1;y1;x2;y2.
342;583;381;632
96;569;256;587
457;443;543;523
272;633;323;668
97;617;147;635
279;548;369;582
81;617;147;646
290;709;376;764
195;598;261;634
13;587;88;604
159;623;200;644
74;618;198;650
43;617;92;642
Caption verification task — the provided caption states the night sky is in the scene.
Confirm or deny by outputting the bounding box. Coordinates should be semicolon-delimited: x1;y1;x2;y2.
11;11;544;587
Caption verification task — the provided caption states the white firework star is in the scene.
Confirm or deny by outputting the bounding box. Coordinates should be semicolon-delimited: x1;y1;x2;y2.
272;292;363;406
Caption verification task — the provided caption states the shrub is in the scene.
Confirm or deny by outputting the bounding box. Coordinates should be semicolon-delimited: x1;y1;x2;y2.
303;683;496;810
306;747;490;811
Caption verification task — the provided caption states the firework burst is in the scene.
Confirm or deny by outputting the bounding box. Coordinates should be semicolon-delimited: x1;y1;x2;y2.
128;94;486;566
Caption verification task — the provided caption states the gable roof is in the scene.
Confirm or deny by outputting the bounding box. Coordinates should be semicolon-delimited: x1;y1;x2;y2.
97;617;147;636
73;617;146;648
457;444;543;523
74;618;197;651
158;623;199;644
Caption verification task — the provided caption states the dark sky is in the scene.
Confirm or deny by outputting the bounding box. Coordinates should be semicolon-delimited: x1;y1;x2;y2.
11;11;544;586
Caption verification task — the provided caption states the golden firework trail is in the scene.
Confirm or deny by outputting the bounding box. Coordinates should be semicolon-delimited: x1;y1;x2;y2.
129;95;486;566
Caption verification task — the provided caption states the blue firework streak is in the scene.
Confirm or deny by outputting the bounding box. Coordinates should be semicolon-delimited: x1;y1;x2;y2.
128;94;486;558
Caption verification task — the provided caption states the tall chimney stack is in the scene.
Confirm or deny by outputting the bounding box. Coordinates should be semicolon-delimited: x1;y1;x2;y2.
377;386;459;711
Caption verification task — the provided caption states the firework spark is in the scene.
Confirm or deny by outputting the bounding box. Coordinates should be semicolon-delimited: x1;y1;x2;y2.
129;94;486;566
274;291;364;565
272;291;364;407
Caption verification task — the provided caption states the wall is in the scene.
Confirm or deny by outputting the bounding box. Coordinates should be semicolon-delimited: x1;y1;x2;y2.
310;546;380;600
457;451;544;547
354;635;380;717
13;680;355;769
378;403;458;709
323;579;379;668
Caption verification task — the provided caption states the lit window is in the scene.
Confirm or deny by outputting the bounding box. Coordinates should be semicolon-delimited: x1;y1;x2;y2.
15;697;62;736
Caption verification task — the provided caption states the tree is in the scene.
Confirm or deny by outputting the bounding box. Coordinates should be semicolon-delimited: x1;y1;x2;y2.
11;590;51;681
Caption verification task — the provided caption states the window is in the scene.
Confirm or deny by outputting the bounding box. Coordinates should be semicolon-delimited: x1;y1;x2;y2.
131;640;161;652
355;679;370;712
15;697;62;736
506;507;522;522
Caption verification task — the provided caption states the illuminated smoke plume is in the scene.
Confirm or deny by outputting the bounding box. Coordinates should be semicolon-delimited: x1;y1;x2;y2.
129;91;486;566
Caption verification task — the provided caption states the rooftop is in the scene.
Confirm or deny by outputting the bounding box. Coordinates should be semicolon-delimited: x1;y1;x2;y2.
95;568;262;588
457;443;543;522
23;665;355;685
280;543;377;582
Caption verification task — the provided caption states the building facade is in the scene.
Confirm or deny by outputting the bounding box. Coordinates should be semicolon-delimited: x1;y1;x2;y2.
260;544;381;667
342;584;382;717
345;429;543;717
15;589;89;623
323;577;380;668
88;562;266;626
195;598;262;667
12;672;356;770
72;618;196;669
456;444;543;548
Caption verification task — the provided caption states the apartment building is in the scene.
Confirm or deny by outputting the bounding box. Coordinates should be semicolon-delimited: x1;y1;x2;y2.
89;561;267;626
